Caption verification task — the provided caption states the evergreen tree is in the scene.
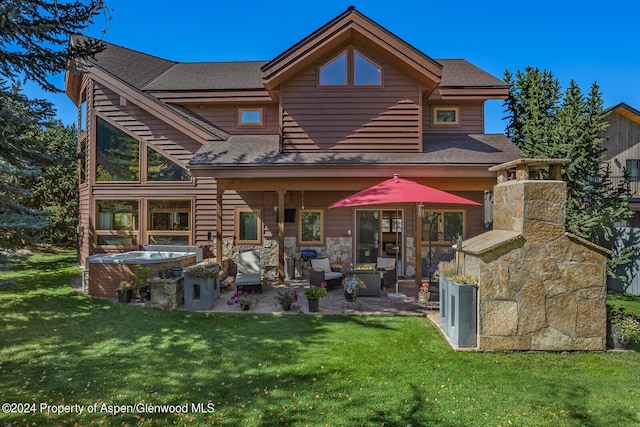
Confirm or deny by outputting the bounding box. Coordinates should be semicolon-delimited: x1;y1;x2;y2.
0;1;107;92
0;1;108;253
25;122;79;247
0;83;53;248
504;68;634;281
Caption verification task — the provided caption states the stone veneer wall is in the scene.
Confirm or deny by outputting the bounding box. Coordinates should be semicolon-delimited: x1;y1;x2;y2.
462;178;608;351
468;235;608;351
223;237;353;283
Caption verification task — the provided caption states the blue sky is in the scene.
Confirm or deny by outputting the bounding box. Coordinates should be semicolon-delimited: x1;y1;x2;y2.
25;0;640;134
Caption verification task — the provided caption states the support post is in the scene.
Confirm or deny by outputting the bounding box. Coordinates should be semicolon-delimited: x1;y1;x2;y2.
216;190;223;265
277;190;286;285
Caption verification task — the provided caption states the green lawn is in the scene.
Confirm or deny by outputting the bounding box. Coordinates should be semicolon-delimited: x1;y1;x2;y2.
1;250;639;426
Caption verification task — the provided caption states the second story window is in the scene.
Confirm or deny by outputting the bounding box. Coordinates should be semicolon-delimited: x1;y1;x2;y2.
79;88;87;134
96;117;139;182
238;107;264;127
433;106;460;126
320;52;347;85
319;48;382;87
354;52;381;85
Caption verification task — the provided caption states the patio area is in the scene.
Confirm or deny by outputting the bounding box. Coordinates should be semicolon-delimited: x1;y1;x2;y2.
212;278;439;316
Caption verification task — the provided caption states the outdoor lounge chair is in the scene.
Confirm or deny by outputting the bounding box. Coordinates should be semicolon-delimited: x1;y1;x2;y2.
309;257;343;289
376;256;397;288
235;249;262;293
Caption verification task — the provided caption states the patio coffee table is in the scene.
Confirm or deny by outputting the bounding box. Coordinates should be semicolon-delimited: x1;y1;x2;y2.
343;269;383;297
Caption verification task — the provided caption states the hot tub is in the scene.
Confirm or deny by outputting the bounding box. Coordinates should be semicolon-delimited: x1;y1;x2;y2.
87;251;198;298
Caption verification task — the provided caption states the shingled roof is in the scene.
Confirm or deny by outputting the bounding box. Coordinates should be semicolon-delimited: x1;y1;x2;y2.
80;40;505;93
189;133;521;169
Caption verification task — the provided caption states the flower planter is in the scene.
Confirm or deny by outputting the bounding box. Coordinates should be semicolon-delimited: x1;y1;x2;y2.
170;266;183;277
308;298;319;312
344;291;356;302
418;291;430;302
117;289;132;303
439;276;477;348
184;276;219;310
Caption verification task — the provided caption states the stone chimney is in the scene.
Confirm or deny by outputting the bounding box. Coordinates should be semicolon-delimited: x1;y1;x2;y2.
489;158;569;243
453;158;610;351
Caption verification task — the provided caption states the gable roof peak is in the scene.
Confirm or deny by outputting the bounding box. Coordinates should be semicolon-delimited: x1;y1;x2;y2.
262;7;442;97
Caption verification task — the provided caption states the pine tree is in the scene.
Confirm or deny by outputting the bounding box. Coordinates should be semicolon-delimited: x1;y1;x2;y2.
25;122;79;247
504;69;634;281
0;1;108;253
0;1;107;92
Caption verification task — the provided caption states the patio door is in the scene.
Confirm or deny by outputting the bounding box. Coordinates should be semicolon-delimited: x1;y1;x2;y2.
355;209;403;272
355;210;379;266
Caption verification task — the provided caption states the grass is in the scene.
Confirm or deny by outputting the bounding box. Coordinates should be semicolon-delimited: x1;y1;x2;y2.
1;250;640;426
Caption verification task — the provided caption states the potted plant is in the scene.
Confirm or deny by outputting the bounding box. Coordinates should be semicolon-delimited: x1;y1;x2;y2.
159;261;173;279
185;264;220;279
342;276;366;302
226;290;260;311
418;282;430;302
304;281;328;312
117;280;135;303
130;264;153;301
170;265;183;277
274;289;299;312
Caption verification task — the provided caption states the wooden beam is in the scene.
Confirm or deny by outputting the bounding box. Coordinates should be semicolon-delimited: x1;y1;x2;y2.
215;177;495;192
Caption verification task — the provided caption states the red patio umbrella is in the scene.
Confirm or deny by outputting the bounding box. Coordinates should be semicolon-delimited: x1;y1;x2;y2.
329;175;481;208
329;174;480;298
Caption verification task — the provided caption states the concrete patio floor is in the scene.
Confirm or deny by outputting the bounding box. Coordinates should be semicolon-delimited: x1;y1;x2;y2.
211;278;440;316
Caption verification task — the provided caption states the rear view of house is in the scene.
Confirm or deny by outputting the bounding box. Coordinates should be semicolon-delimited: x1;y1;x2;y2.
66;6;520;294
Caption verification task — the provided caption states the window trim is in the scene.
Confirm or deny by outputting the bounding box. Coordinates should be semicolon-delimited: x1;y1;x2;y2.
298;209;325;245
237;107;264;127
235;208;262;244
94;199;140;249
146;198;193;245
432;106;460;126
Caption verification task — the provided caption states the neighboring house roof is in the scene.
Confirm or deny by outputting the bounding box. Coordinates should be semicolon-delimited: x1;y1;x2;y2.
606;102;640;125
188;133;521;169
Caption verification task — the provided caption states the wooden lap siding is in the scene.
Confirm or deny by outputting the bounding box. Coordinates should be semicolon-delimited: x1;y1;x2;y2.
280;62;421;152
183;104;280;135
423;101;484;134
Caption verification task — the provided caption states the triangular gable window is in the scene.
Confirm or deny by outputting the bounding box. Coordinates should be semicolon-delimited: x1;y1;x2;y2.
147;147;191;182
319;52;347;85
319;48;382;87
354;52;381;85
